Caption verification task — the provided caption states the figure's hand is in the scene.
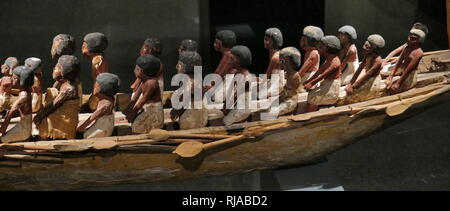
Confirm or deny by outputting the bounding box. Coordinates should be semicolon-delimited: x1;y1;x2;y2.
33;115;42;126
390;82;401;94
304;83;313;91
345;85;353;95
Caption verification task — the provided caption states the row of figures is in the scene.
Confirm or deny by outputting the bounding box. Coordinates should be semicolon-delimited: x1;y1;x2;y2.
0;22;428;143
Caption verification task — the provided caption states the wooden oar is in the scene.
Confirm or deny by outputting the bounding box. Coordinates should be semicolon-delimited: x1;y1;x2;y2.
386;85;450;116
148;129;233;141
172;122;291;158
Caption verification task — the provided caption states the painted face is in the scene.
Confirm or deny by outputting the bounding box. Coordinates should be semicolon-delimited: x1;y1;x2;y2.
213;39;222;52
52;63;64;83
140;44;151;56
12;73;20;88
279;55;290;71
407;32;421;45
264;35;273;50
134;65;143;79
338;32;350;45
362;41;373;55
51;36;62;59
178;46;185;55
176;61;185;73
231;54;241;69
93;81;101;96
1;65;10;75
81;41;90;56
299;36;308;49
317;41;327;55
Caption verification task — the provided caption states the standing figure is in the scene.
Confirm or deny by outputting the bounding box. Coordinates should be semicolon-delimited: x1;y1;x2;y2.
77;73;120;139
82;32;109;110
0;66;34;143
123;54;164;134
337;25;359;86
345;35;386;104
34;55;81;140
266;47;302;117
24;57;43;113
178;39;198;55
214;30;237;78
381;23;428;77
170;51;208;130
222;45;254;126
0;57;19;113
298;26;324;91
303;36;342;112
263;28;283;78
386;27;426;95
131;38;164;100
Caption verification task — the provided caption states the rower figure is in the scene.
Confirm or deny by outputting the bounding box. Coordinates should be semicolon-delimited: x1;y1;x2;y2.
178;39;198;55
0;57;18;114
123;54;164;134
304;36;342;112
77;73;120;139
131;38;164;100
222;45;254;126
170;51;208;130
0;66;34;143
34;55;81;140
386;26;427;95
265;47;302;117
298;26;324;92
381;23;428;77
337;25;359;86
24;57;43;113
345;35;386;104
82;32;109;111
263;28;283;78
214;30;237;78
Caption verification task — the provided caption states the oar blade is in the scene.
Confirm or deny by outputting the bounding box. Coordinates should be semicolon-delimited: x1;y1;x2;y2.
149;129;171;141
172;141;204;158
386;103;411;117
91;140;118;150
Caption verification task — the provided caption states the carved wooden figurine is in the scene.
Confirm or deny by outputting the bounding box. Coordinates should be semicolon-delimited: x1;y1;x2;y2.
264;28;283;78
266;47;302;117
298;26;324;91
0;66;34;143
82;32;109;110
214;30;237;78
34;55;81;140
386;26;427;95
337;25;359;86
381;23;429;77
222;45;254;126
0;57;18;113
303;36;342;112
77;73;120;138
170;51;208;130
345;35;386;104
123;54;164;134
131;38;164;100
178;39;198;55
24;57;43;113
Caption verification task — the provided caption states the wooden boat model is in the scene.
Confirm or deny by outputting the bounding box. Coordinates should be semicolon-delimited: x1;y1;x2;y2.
1;50;450;190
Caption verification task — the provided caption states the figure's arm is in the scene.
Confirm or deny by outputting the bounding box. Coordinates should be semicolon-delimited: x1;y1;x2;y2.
384;44;406;65
265;55;280;76
395;51;423;87
340;48;357;73
352;59;382;89
298;53;318;78
303;67;325;85
0;93;25;135
34;86;76;125
77;102;110;132
215;53;233;78
348;58;368;86
125;81;156;122
306;62;339;88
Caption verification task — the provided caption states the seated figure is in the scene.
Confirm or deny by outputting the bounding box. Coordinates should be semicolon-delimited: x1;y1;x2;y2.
0;66;34;143
77;73;120;138
337;25;359;86
386;27;426;95
303;36;342;112
178;39;198;55
298;26;324;92
0;57;18;113
34;55;81;140
25;57;43;113
345;35;386;104
265;47;302;117
170;51;208;130
123;54;164;134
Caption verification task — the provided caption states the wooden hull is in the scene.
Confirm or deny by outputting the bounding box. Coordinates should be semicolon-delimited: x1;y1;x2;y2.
1;85;449;190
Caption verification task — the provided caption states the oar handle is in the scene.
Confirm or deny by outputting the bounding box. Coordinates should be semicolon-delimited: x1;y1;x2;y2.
203;135;247;150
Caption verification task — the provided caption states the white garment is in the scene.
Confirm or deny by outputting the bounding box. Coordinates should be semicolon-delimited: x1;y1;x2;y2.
341;59;360;86
83;114;114;139
1;114;32;143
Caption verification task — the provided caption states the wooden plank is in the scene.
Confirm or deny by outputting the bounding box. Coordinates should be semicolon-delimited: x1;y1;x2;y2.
447;0;450;47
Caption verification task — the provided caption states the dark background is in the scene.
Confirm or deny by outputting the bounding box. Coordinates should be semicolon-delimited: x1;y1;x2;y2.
0;0;449;190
